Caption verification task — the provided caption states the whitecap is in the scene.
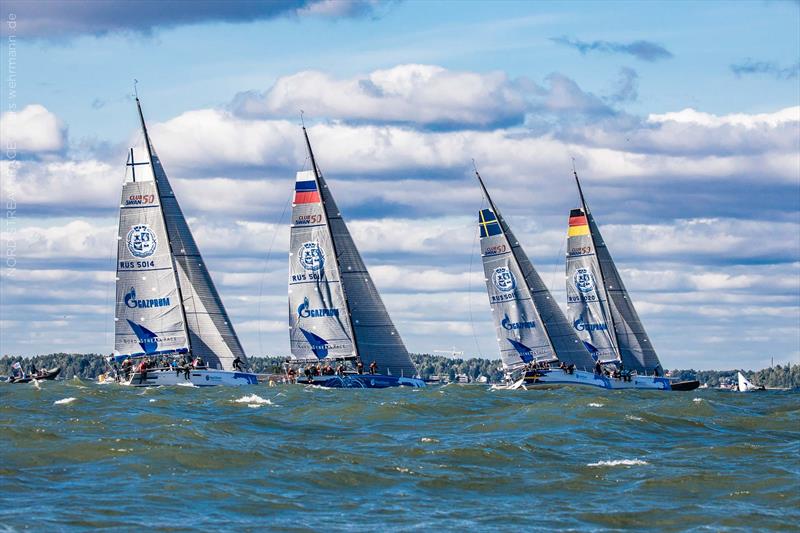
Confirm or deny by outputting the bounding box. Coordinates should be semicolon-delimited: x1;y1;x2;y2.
588;402;604;408
176;382;196;388
420;437;439;443
693;398;702;403
149;399;157;403
626;415;643;422
587;459;648;467
235;394;272;405
54;397;76;405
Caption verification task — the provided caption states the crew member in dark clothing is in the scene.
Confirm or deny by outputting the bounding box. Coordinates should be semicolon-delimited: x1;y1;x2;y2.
356;359;364;374
336;364;344;376
594;361;602;375
369;361;377;375
232;356;244;372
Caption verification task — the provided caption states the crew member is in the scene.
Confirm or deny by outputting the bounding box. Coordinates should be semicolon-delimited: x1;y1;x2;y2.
356;358;364;374
232;356;244;372
369;361;378;375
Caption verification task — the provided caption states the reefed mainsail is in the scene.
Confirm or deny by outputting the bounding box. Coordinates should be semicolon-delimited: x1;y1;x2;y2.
476;171;595;372
568;170;663;374
288;170;356;362
288;127;417;378
116;97;248;372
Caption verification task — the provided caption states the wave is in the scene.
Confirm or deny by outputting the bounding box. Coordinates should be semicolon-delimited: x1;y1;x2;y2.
54;397;76;405
587;459;649;467
235;394;272;405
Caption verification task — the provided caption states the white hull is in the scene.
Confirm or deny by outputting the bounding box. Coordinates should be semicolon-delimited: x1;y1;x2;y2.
123;368;258;387
497;368;673;390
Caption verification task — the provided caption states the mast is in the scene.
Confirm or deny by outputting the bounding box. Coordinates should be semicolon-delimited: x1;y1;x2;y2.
570;165;622;363
301;126;360;361
135;96;192;356
474;166;559;360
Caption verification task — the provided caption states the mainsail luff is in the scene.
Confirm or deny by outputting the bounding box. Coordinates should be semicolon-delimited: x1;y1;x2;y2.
300;129;417;377
571;171;663;374
476;171;595;371
135;98;247;371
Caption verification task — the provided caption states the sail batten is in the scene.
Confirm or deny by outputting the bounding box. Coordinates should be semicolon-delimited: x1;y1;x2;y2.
476;172;595;372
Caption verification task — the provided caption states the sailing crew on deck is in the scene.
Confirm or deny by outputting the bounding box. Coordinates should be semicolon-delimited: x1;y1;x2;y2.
356;359;364;374
594;361;602;375
369;361;378;374
336;363;344;376
232;356;244;372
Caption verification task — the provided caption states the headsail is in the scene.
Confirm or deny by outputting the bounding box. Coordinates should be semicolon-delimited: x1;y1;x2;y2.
476;170;595;372
114;156;189;359
290;127;417;377
288;170;357;362
568;170;663;374
134;98;247;371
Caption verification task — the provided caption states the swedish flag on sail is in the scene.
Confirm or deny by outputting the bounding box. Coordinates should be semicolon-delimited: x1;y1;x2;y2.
479;209;502;238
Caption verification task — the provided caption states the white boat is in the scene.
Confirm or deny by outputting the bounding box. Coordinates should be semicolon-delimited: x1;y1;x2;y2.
284;126;424;388
735;371;765;392
475;168;698;391
109;97;257;387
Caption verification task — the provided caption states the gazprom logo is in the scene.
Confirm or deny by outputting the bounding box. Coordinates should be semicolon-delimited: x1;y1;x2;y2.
502;314;535;330
573;317;608;332
297;296;339;319
124;287;171;309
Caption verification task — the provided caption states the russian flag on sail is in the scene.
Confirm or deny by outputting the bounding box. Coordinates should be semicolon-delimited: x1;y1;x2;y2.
294;171;320;204
568;208;590;237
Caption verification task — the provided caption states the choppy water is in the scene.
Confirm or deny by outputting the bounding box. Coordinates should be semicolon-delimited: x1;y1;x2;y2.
1;381;798;532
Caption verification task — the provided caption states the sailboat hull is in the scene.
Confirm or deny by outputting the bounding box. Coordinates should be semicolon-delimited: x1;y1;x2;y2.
298;373;425;388
503;369;697;391
123;368;258;387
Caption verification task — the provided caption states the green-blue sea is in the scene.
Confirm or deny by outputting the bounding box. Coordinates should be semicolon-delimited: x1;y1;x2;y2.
1;381;798;531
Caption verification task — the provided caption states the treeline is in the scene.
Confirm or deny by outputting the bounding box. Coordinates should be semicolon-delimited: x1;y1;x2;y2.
1;353;798;388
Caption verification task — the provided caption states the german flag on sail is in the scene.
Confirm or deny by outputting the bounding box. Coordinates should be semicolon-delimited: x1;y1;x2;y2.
294;171;320;204
568;208;589;237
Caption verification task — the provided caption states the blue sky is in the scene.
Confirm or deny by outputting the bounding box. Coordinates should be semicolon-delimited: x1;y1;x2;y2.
1;0;798;370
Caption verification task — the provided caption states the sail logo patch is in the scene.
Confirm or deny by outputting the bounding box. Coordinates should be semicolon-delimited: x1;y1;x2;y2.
126;224;158;258
502;314;535;330
297;296;339;318
299;241;325;271
573;267;596;293
124;287;171;309
125;194;155;206
492;267;516;292
573;317;608;332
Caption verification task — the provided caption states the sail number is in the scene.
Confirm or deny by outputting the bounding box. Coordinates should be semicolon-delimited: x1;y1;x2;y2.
119;260;156;269
292;272;324;282
568;294;597;303
568;246;592;256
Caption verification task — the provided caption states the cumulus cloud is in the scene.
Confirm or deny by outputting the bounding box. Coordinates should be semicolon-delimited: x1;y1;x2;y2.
232;64;531;128
0;104;67;153
551;36;673;62
730;59;800;80
0;0;385;40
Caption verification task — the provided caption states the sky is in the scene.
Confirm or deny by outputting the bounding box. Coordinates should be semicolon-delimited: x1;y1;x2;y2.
0;0;798;370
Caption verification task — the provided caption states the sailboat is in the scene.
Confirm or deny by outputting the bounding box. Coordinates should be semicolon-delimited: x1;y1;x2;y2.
735;372;765;392
565;168;699;391
285;126;424;388
109;97;258;387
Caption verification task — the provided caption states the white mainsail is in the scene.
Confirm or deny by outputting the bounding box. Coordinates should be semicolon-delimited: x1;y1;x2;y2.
113;98;248;371
287;127;417;377
288;170;356;361
114;160;189;358
476;171;595;372
567;170;664;375
737;372;759;392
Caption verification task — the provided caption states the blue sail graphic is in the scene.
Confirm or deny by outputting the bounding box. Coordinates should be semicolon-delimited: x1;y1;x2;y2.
507;338;534;364
126;319;159;354
300;328;329;359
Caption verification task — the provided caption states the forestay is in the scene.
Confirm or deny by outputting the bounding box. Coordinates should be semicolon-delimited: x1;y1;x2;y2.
288;170;356;362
